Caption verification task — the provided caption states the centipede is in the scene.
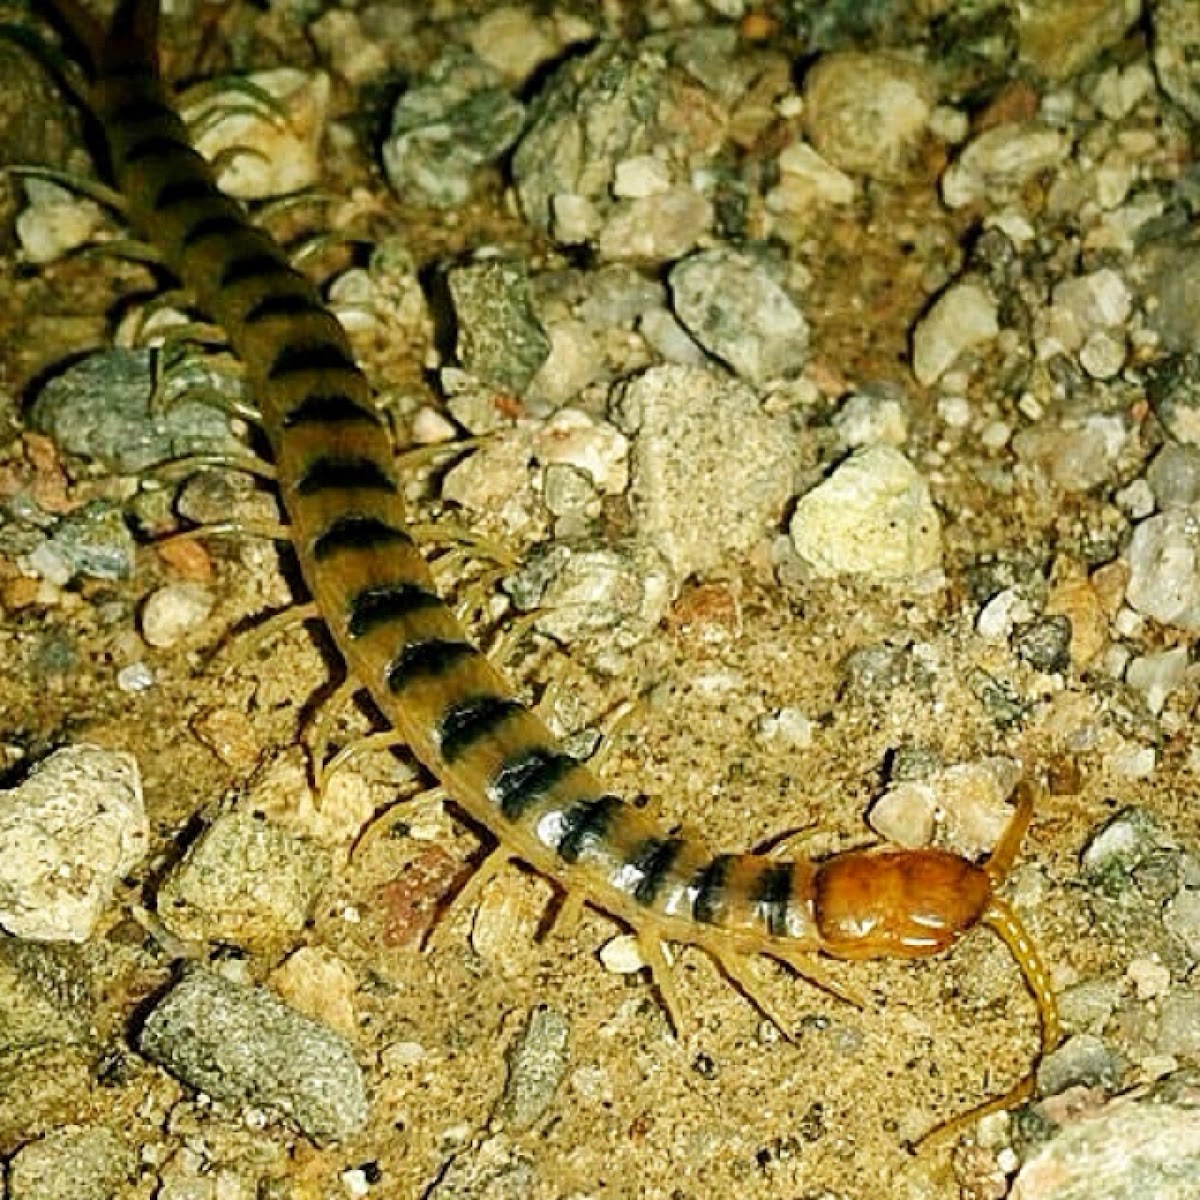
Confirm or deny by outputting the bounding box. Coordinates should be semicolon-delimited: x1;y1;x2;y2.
31;0;1060;1150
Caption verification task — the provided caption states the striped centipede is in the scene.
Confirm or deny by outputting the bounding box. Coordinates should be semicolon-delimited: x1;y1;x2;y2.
39;0;1061;1147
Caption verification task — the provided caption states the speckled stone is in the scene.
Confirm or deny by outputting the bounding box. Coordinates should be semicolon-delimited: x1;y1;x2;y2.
139;966;366;1141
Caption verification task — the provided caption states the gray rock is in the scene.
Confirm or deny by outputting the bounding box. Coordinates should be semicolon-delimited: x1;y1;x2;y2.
512;37;725;257
1080;808;1170;891
381;49;525;208
139;966;367;1141
1164;886;1200;963
1015;614;1073;674
1156;989;1200;1059
1146;354;1200;446
448;258;551;395
508;540;672;650
7;1124;135;1200
668;248;809;386
497;1006;570;1131
29;348;237;474
26;500;135;585
156;809;329;954
1037;1032;1125;1096
1146;443;1200;509
0;942;98;1145
1145;246;1200;353
612;365;794;579
0;746;146;943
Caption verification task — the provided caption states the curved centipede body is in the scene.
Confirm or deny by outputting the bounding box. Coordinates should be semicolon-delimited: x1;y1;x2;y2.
40;0;1060;1147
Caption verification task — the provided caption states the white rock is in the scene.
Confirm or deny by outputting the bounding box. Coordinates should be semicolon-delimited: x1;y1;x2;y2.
790;445;943;580
942;122;1071;209
613;366;794;579
868;782;937;847
767;140;857;216
1126;647;1188;715
533;409;629;495
0;746;146;941
599;933;646;974
911;278;1000;386
16;180;106;264
141;581;216;648
612;155;671;199
1125;512;1200;630
977;586;1036;642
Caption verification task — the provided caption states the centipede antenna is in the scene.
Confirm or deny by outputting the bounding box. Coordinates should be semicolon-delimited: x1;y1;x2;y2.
986;779;1036;885
915;893;1061;1151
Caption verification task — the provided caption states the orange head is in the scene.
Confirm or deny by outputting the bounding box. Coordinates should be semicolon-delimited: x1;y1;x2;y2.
813;848;993;960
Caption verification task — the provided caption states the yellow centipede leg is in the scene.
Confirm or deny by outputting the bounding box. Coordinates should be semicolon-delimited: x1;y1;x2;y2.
315;729;408;799
637;934;685;1037
209;601;319;674
546;887;586;940
427;847;515;947
707;948;795;1038
765;946;867;1010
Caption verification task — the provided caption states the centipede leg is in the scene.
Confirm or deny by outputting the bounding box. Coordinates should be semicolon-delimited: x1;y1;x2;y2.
765;946;867;1010
708;948;794;1038
209;601;320;673
427;846;515;947
546;887;586;940
307;677;365;799
637;934;685;1037
315;729;408;799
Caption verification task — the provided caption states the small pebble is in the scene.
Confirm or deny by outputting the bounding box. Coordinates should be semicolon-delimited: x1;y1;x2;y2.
669;248;809;386
0;745;146;942
497;1006;571;1131
139;966;367;1141
7;1125;135;1200
141;581;215;648
156;808;330;953
381;49;524;208
1146;443;1200;509
911;278;1000;386
448;258;550;395
803;51;935;181
790;445;942;580
941;122;1071;209
614;365;794;579
1124;512;1200;630
1126;648;1188;715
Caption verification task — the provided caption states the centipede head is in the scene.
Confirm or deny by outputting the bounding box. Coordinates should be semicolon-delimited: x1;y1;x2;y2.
813;848;993;960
